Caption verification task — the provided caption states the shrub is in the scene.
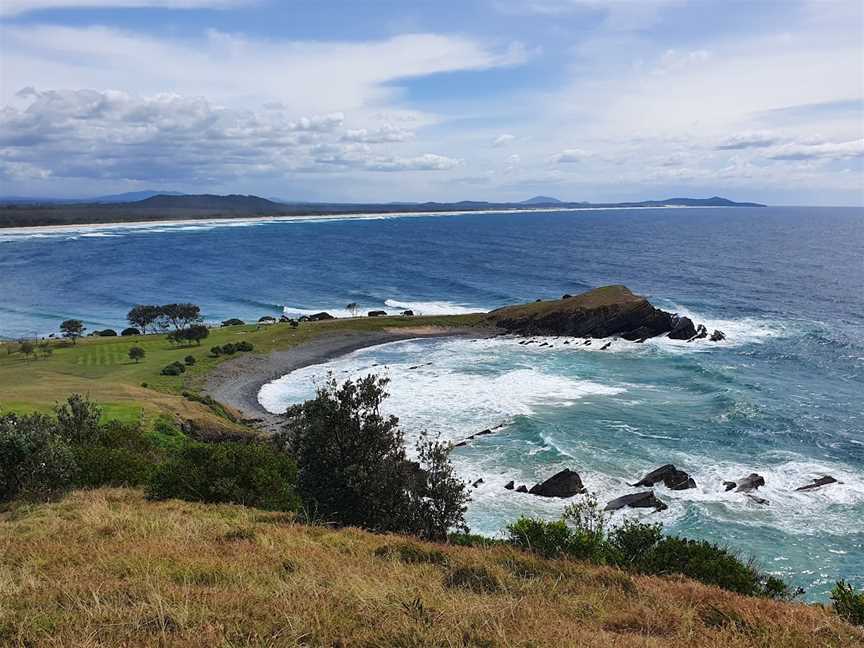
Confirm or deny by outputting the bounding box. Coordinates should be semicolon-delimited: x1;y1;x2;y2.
55;394;101;445
95;329;117;337
235;341;254;352
184;355;196;366
507;517;575;558
0;412;75;502
444;565;500;594
150;415;188;450
638;536;763;596
561;493;608;560
73;441;156;487
832;580;864;626
147;441;299;511
277;374;468;538
221;318;245;327
121;327;141;336
210;345;223;356
160;361;186;376
607;518;663;567
221;343;237;355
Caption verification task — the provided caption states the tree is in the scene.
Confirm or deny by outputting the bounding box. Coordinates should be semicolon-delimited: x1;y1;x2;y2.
38;340;53;359
60;319;85;343
160;303;201;332
277;374;468;538
346;302;359;317
18;340;35;360
55;394;101;445
127;304;162;334
128;346;145;363
406;433;470;540
0;412;75;502
184;324;209;345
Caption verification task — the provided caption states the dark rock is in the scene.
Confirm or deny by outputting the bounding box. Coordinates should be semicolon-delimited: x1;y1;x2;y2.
528;469;586;498
472;478;484;489
562;294;573;299
630;464;696;490
308;312;335;321
583;339;591;345
745;494;770;505
687;324;708;342
795;475;838;491
600;342;611;350
484;286;685;340
476;429;493;436
563;340;570;345
710;329;727;342
723;473;765;492
504;480;515;490
668;315;697;340
516;485;528;493
604;491;668;512
367;310;387;317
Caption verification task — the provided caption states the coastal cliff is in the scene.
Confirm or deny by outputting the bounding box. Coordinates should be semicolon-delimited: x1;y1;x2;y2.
484;285;708;341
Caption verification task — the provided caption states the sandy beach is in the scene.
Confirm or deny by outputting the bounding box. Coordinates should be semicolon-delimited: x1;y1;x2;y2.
204;326;483;434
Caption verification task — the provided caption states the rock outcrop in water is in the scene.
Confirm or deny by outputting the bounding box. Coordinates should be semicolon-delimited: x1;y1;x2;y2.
528;469;587;498
604;491;668;512
723;473;765;492
484;285;724;342
795;475;838;491
630;464;696;490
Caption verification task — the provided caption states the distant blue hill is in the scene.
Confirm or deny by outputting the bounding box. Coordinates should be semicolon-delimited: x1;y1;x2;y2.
90;190;186;203
521;196;562;204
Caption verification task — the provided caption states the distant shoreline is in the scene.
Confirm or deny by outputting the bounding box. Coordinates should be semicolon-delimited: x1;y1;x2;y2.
0;204;736;235
203;326;484;434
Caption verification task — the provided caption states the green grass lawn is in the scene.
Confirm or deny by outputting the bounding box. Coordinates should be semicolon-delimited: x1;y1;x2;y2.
0;314;482;433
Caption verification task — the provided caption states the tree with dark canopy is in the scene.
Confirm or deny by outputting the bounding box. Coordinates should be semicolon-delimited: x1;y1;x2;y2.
277;374;468;539
160;303;201;332
127;305;162;334
60;319;85;342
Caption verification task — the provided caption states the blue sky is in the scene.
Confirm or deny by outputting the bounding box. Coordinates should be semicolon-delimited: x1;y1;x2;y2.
1;0;862;205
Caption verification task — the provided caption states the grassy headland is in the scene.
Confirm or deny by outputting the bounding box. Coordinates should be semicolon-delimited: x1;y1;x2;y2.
2;487;860;647
0;314;482;437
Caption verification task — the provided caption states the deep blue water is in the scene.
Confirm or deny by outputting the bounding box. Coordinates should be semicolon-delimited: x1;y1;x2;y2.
1;206;863;600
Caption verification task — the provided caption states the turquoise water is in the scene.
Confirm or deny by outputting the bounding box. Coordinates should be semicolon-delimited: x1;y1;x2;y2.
2;206;863;599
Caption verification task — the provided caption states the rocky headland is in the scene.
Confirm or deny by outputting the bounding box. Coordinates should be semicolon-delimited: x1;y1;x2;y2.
483;284;724;343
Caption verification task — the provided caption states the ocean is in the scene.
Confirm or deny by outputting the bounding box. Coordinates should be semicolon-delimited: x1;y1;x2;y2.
1;205;863;600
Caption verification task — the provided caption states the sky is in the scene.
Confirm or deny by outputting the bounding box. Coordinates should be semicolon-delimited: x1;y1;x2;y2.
0;0;862;205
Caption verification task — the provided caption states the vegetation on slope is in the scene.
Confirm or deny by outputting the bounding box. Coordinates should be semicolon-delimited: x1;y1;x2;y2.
1;488;861;648
0;313;482;437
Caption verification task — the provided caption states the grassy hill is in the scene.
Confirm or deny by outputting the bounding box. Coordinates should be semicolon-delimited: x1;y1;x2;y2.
0;314;481;437
2;488;860;647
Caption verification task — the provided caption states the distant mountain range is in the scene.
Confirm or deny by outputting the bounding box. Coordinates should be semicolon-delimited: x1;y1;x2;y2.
0;193;766;228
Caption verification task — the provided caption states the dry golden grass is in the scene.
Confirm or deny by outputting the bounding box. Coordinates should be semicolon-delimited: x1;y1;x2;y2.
1;488;861;648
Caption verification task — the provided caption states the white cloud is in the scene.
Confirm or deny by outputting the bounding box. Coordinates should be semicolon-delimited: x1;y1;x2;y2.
364;154;462;171
716;131;779;150
492;133;515;147
341;124;414;143
553;148;591;163
767;139;864;161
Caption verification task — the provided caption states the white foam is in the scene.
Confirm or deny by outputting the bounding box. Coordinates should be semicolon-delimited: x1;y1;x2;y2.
258;337;626;446
282;298;485;319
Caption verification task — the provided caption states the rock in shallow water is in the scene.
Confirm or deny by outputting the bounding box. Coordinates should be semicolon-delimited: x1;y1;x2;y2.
630;464;696;490
723;473;765;492
528;469;586;498
795;475;838;491
604;491;668;512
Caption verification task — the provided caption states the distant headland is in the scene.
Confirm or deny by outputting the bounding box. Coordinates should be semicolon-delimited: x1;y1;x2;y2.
0;193;765;229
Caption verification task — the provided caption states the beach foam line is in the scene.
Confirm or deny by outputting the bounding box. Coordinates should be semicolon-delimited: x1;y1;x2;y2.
282;298;486;319
0;204;739;240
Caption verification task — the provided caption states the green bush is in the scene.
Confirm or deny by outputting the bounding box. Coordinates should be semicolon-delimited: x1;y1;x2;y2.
150;415;188;450
184;355;196;366
210;345;223;356
832;580;864;626
72;421;161;488
235;341;254;352
607;518;663;567
374;542;450;566
221;343;237;355
0;412;75;502
507;517;575;558
221;319;245;327
638;536;763;596
160;361;186;376
55;394;101;445
146;441;299;511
